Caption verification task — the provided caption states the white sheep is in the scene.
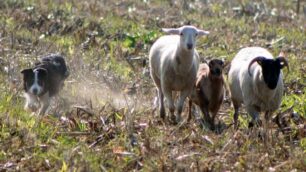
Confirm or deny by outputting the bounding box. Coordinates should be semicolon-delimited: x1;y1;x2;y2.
149;25;209;123
228;47;289;127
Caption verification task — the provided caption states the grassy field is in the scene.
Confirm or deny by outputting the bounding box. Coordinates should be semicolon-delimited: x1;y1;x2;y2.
0;0;305;171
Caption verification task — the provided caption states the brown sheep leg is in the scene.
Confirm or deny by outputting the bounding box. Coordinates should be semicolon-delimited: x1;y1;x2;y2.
188;99;193;122
199;104;212;129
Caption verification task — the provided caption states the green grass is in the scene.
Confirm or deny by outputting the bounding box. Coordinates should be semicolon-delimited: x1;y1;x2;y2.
0;0;305;171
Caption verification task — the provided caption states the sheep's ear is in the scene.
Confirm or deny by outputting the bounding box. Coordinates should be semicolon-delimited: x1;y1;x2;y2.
162;28;180;35
220;57;229;67
197;29;210;36
208;61;213;68
195;75;203;89
218;60;224;66
276;57;289;71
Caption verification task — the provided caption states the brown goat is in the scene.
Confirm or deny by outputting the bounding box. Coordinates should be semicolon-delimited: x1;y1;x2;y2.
188;59;225;130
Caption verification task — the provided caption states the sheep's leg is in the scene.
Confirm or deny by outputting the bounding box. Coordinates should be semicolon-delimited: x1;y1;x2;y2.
246;105;260;128
232;100;240;129
187;99;193;122
151;74;165;120
264;111;271;145
199;105;212;129
264;111;270;125
177;90;190;123
158;88;165;119
163;88;175;123
211;111;217;131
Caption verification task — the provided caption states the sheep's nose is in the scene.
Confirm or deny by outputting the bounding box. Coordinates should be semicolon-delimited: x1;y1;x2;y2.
215;69;221;75
187;43;193;50
32;88;38;95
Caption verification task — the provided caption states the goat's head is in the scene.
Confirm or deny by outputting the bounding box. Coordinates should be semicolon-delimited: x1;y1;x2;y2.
162;25;209;51
248;55;289;89
209;59;224;77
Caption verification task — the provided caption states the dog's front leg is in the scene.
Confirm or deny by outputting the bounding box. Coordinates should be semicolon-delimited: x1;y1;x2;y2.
38;92;50;115
24;93;39;112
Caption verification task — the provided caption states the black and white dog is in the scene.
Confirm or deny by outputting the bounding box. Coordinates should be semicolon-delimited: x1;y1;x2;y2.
21;54;69;115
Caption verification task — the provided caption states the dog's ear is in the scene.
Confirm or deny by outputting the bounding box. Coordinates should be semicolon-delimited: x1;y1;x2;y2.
21;69;33;91
21;69;33;79
21;68;33;74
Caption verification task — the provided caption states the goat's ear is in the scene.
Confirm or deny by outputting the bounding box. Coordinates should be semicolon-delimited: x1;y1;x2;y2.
197;29;210;36
162;28;180;35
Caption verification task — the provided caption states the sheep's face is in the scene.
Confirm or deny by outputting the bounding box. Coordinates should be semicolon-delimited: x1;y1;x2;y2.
259;59;282;89
249;56;289;89
209;59;224;77
162;25;209;51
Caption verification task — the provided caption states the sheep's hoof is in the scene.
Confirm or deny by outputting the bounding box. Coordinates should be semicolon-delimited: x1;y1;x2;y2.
176;115;182;124
169;115;177;125
214;121;227;134
160;112;166;120
248;119;262;128
234;121;240;130
199;119;212;131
